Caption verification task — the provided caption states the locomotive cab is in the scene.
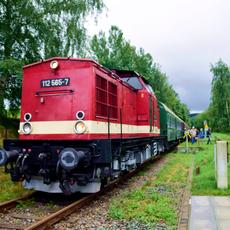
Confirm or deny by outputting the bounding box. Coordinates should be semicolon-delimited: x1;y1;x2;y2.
113;69;160;135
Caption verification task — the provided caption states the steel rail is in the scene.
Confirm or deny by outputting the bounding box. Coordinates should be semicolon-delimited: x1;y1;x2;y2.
0;192;35;213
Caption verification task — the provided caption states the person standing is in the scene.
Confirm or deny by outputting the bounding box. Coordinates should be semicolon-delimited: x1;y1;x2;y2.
204;122;208;138
190;127;197;144
207;128;211;144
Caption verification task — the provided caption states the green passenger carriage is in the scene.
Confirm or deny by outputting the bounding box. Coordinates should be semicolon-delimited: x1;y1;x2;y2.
158;101;186;145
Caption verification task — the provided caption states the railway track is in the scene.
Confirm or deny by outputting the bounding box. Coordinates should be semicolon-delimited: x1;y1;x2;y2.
0;155;162;230
0;193;34;214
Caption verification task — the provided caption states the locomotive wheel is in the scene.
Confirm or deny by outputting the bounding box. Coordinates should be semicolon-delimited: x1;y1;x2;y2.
101;177;109;188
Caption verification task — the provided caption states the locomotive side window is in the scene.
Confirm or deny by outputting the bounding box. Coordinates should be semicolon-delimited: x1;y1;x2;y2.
96;75;118;119
121;76;143;90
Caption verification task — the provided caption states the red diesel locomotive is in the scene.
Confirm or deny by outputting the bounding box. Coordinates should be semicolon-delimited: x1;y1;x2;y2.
0;57;175;194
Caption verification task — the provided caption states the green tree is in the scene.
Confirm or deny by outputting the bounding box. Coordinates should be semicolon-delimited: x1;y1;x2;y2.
209;59;230;132
91;26;190;123
0;0;104;119
91;26;153;75
0;59;23;118
192;110;210;129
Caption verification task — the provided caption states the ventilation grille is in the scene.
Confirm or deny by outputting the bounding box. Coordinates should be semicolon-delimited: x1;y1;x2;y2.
96;75;118;119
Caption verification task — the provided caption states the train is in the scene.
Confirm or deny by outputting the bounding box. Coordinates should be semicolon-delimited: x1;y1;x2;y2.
0;57;188;195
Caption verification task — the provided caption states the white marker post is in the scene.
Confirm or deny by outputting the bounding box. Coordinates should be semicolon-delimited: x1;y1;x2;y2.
214;144;216;179
216;141;228;189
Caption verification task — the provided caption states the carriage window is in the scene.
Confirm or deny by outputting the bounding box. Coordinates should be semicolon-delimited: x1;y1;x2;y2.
96;75;118;119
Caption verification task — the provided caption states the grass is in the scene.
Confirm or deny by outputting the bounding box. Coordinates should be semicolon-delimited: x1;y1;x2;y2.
0;167;31;202
0;125;18;147
108;153;193;229
16;198;36;209
0;127;29;202
1;138;29;202
108;132;230;228
191;132;230;195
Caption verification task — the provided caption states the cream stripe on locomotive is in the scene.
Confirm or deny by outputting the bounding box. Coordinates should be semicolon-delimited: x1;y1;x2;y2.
19;120;160;135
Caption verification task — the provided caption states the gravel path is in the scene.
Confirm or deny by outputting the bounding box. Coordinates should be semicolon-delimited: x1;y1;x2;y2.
54;156;169;230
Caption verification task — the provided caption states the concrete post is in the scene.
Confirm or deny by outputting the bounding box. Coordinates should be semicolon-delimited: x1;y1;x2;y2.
216;141;228;189
214;144;216;179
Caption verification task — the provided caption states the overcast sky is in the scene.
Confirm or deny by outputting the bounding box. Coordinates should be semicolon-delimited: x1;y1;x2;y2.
87;0;230;112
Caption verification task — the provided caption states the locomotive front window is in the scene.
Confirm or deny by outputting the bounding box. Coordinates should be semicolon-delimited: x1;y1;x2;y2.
121;76;143;90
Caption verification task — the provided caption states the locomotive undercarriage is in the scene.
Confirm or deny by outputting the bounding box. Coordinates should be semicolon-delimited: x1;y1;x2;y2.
0;137;165;194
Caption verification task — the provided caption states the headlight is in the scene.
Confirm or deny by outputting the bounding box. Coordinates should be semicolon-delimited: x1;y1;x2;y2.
74;121;86;134
22;122;32;134
24;113;32;121
76;111;85;120
50;60;59;70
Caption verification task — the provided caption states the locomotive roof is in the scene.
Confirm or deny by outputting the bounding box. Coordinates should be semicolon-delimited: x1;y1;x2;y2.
158;101;184;123
23;57;150;87
23;57;123;80
23;57;102;69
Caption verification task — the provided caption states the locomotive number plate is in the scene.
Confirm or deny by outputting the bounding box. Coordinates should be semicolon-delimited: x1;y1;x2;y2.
40;78;70;87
